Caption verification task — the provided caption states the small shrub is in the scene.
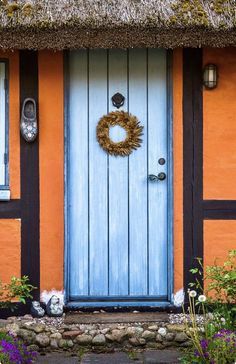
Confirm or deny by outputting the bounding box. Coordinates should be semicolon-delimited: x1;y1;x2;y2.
0;276;35;310
181;250;236;363
189;250;236;328
0;332;37;363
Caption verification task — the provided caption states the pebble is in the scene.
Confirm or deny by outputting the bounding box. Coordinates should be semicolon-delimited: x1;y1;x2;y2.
76;334;93;345
6;323;20;335
110;329;128;342
126;326;144;337
141;330;156;340
100;328;110;334
50;338;58;349
62;330;81;339
50;332;62;340
35;333;50;347
158;327;167;337
148;325;158;330
169;313;204;325
92;334;106;345
175;332;189;342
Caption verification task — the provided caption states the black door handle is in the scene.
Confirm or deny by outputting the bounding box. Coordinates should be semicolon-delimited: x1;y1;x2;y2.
148;172;166;182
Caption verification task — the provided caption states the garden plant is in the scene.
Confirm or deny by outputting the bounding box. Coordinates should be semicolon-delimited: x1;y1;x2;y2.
181;250;236;364
0;332;37;364
0;275;35;310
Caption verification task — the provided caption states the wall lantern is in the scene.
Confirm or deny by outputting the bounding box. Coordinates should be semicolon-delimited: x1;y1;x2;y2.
203;64;218;90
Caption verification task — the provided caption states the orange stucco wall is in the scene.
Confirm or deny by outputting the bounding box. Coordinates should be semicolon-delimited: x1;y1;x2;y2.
203;48;236;265
173;49;183;293
204;220;236;267
204;48;236;200
0;219;21;283
39;51;64;292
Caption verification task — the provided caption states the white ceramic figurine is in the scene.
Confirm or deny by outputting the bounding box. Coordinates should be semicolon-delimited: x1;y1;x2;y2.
31;301;45;318
46;295;63;317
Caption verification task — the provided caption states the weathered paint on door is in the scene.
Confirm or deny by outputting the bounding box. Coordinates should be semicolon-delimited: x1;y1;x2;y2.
67;49;170;305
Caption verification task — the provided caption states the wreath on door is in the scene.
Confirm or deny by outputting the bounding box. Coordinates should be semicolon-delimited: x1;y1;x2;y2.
96;111;144;157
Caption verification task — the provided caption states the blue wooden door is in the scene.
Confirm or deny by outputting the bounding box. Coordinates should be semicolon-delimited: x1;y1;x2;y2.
67;49;171;305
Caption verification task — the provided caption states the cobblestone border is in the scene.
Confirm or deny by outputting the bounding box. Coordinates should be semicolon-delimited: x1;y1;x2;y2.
0;314;193;353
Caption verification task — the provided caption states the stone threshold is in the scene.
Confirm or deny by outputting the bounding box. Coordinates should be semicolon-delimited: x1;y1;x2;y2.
64;312;169;325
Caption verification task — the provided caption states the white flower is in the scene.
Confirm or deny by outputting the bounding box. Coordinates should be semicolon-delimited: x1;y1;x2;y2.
189;290;197;298
221;317;226;324
198;295;207;303
206;312;214;320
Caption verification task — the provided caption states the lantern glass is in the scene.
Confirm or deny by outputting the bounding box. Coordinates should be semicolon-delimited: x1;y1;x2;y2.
203;64;217;89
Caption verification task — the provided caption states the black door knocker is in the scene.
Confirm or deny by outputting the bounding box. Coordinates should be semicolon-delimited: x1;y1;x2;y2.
112;93;125;109
20;98;38;142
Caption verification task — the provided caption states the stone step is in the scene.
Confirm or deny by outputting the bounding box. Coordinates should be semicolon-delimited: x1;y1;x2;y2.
35;350;181;363
65;312;169;325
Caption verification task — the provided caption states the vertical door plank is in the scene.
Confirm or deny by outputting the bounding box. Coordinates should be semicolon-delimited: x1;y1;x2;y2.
148;49;168;296
69;50;89;296
129;49;148;295
108;49;129;296
89;50;108;296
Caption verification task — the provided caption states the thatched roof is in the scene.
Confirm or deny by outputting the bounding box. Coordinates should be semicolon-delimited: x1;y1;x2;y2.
0;0;236;49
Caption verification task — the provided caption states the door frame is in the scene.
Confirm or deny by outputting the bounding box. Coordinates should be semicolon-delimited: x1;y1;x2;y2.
63;49;174;308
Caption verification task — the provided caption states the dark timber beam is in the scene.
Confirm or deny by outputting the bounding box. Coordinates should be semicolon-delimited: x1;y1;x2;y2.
183;48;203;295
20;51;40;300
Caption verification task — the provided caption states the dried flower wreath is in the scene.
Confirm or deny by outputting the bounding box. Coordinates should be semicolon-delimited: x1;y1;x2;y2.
96;111;144;157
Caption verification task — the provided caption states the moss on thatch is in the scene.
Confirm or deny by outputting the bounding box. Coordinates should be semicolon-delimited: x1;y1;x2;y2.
0;0;235;49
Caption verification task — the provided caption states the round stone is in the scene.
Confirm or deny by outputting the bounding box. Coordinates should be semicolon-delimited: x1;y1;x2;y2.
141;330;156;341
50;339;58;349
76;334;92;345
110;329;127;343
148;325;158;331
126;326;144;337
62;330;81;339
18;329;36;345
156;334;163;343
58;339;68;348
166;332;175;341
32;324;46;333
50;332;62;340
92;334;106;345
35;333;50;347
175;332;188;342
6;323;20;335
158;327;167;337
